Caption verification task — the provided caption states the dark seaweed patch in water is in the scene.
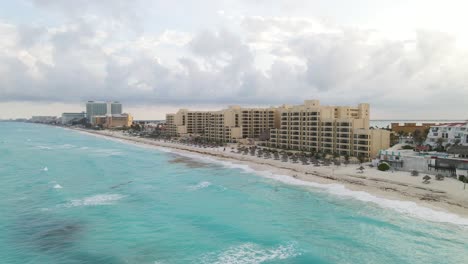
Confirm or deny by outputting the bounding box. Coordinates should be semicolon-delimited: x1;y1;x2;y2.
33;223;83;251
168;156;216;168
110;180;133;189
12;214;126;263
57;251;126;264
12;214;84;252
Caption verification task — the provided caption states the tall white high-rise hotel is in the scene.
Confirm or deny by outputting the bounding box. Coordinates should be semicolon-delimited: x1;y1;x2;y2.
86;101;122;121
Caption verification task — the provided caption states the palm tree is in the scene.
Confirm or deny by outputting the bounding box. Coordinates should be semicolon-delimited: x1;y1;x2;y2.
436;138;445;151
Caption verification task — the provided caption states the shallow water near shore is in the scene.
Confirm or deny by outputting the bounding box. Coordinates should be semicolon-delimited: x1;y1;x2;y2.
1;122;468;264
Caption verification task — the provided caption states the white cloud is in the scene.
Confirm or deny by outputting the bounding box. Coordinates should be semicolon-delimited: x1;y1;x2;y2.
0;1;468;119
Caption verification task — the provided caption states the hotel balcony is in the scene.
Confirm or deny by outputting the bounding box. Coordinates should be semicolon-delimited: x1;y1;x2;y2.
337;122;351;127
336;134;350;139
354;140;370;146
354;135;370;139
354;146;370;151
336;128;350;133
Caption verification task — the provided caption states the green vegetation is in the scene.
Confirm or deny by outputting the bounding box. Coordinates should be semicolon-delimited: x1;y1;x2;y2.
412;129;424;145
377;163;390;171
401;145;413;150
411;170;419;176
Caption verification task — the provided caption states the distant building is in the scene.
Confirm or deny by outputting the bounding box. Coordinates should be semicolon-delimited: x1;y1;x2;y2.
391;123;435;135
425;122;468;147
447;145;468;159
61;112;86;125
92;113;133;128
86;101;122;123
31;116;58;124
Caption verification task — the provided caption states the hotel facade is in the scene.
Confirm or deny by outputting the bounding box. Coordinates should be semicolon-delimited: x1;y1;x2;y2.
92;113;133;129
86;101;122;123
165;100;390;158
166;106;278;142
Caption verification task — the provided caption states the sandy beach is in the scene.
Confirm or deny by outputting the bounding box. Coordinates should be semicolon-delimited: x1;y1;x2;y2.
72;128;468;221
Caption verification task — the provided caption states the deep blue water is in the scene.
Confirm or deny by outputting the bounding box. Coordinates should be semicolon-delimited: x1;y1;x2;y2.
0;122;467;264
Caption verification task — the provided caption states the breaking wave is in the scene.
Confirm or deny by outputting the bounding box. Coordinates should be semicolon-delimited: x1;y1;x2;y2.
155;148;468;227
62;194;125;208
187;181;212;191
199;242;300;264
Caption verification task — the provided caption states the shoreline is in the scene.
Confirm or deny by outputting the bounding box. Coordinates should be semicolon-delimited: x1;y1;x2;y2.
70;127;468;225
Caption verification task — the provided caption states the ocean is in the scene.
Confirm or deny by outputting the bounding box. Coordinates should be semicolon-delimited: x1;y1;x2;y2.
0;122;467;264
369;120;466;129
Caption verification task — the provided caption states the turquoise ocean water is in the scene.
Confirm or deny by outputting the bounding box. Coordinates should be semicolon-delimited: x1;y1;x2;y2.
1;122;467;264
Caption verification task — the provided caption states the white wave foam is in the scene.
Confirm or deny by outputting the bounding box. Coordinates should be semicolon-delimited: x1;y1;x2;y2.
42;167;48;172
36;145;52;150
53;184;63;189
264;173;468;227
58;144;75;149
188;181;212;191
93;149;124;156
63;194;125;207
200;243;299;264
158;149;468;227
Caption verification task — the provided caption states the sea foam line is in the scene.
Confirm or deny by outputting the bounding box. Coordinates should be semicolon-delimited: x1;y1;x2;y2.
199;242;300;264
68;128;468;227
62;194;125;208
153;148;468;227
187;181;212;191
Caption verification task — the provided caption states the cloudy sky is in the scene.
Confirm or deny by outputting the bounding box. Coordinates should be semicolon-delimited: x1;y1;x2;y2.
1;0;467;120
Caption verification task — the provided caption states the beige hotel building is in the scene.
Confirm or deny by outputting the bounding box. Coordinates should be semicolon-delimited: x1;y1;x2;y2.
166;106;277;142
165;100;389;159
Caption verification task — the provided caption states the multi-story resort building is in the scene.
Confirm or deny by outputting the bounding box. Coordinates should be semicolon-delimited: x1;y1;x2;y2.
268;100;389;158
86;101;122;124
425;122;468;147
61;112;86;125
92;113;133;128
391;122;435;135
165;100;390;159
165;114;177;136
166;106;278;142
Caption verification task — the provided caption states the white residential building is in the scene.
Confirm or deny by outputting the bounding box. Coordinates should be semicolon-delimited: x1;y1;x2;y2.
425;122;468;147
61;112;86;125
